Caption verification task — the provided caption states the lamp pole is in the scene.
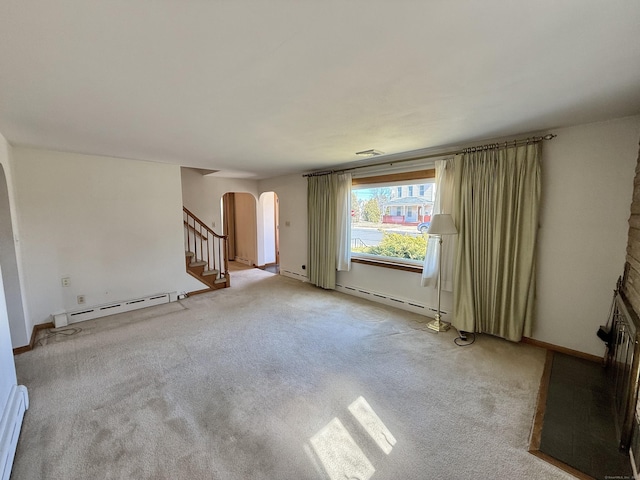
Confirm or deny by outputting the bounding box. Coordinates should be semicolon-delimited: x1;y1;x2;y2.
428;235;449;332
426;214;457;332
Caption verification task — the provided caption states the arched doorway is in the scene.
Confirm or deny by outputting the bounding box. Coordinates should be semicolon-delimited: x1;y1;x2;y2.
258;192;279;273
222;192;258;268
0;165;28;347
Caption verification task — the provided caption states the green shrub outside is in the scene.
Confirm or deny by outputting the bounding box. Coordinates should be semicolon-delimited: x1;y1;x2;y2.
361;232;427;261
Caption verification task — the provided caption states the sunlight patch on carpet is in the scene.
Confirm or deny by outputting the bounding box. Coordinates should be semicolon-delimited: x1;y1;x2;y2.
309;417;375;480
349;396;396;455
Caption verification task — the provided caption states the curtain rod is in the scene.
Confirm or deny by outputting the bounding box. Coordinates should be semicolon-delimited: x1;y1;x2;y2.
303;133;557;178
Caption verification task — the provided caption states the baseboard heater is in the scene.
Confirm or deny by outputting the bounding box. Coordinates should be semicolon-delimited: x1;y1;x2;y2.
335;283;448;320
281;270;309;281
279;273;445;320
0;385;28;480
53;292;175;328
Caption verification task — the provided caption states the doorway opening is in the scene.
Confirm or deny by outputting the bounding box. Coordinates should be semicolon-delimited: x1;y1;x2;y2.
220;191;280;275
0;165;28;348
222;192;258;271
258;192;279;274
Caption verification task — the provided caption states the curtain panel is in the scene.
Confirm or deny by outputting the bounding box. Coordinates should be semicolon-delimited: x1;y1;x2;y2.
422;159;456;290
307;173;351;289
335;173;352;272
452;143;541;342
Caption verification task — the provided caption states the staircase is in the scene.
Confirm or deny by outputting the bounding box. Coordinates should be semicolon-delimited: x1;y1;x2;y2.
183;207;230;292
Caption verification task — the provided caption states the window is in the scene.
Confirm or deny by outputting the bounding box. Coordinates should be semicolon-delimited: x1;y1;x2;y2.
351;169;435;267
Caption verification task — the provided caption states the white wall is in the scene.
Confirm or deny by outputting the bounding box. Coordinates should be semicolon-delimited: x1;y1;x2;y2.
258;116;640;355
0;265;18;420
0;133;29;348
536;115;640;356
258;174;308;279
12;147;203;335
180;167;258;233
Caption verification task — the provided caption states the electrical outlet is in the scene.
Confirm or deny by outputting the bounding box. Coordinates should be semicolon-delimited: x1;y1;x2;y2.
77;295;85;304
61;277;70;287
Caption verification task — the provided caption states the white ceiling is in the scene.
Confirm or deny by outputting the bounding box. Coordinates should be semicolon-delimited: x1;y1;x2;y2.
0;1;639;179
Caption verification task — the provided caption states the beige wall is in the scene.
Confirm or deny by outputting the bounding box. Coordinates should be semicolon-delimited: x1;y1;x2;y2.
12;147;203;334
180;167;258;234
535;116;640;356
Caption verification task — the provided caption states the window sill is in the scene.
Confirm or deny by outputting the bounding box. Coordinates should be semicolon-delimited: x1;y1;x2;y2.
350;256;423;274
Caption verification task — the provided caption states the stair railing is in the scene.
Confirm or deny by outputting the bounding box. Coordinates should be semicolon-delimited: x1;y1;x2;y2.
183;207;229;283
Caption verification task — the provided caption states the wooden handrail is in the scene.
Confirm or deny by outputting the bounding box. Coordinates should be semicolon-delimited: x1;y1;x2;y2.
183;207;230;289
183;206;228;240
183;221;209;241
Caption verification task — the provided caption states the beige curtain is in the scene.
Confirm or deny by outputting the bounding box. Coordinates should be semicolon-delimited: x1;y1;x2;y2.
308;174;338;289
422;158;455;290
335;173;352;272
452;143;541;341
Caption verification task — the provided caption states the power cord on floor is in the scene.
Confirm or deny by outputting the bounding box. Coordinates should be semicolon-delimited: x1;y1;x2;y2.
35;327;82;347
454;330;476;347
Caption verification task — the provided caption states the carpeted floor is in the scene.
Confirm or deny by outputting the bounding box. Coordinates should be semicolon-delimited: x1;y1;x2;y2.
12;268;573;479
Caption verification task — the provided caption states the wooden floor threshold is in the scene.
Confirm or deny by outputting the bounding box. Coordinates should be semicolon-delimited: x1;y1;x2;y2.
528;350;596;480
521;337;603;364
186;288;215;297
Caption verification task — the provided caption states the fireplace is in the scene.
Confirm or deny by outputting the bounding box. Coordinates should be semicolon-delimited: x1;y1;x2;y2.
606;286;640;476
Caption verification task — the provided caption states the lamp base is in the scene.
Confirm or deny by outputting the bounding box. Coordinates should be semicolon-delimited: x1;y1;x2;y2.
427;314;450;332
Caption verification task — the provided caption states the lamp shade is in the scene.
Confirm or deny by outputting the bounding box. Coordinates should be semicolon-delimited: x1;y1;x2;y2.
427;214;457;235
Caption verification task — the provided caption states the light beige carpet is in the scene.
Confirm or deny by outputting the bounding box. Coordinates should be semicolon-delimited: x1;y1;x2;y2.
12;268;573;479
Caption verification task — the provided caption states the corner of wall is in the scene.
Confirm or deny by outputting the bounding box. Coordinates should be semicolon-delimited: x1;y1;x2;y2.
0;135;30;348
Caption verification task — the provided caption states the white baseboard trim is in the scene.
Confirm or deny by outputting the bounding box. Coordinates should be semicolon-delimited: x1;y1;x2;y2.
0;385;28;480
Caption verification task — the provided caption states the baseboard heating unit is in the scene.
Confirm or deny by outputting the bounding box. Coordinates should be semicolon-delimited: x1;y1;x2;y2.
281;270;309;282
335;283;448;320
53;292;176;328
0;385;28;480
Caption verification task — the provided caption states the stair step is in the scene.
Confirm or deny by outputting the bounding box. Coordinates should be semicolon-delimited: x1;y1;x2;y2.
202;269;219;277
190;261;207;267
214;277;227;284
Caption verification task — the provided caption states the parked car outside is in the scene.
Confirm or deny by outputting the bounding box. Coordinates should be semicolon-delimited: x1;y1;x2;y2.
417;222;430;233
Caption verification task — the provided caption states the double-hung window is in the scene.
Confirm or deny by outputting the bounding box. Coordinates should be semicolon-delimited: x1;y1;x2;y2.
350;169;435;268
